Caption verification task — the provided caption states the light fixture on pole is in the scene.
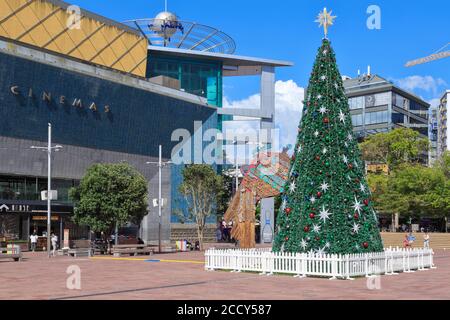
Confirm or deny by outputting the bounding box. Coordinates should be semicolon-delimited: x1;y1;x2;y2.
146;145;172;253
30;123;62;258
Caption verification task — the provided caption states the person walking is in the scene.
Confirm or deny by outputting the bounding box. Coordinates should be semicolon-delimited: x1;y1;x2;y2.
403;234;410;248
407;232;416;248
30;232;38;252
51;233;58;257
423;232;430;249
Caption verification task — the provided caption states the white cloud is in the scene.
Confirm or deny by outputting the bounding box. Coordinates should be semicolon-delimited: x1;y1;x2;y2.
222;80;304;157
394;75;447;95
429;98;441;109
223;93;260;109
274;80;304;151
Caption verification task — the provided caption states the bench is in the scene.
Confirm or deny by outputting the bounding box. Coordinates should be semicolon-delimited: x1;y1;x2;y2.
68;248;93;258
69;240;93;258
112;244;154;257
160;245;177;253
0;247;22;262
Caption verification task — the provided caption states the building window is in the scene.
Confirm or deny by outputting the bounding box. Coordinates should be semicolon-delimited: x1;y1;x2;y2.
410;100;428;112
349;97;364;110
393;93;408;109
147;55;221;105
365;111;389;125
351;114;363;126
392;112;404;124
410;117;427;125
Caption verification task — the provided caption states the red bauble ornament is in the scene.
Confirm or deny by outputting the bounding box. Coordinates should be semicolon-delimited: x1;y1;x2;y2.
348;164;353;169
317;191;322;198
285;236;289;241
285;207;292;215
316;155;321;161
364;199;369;206
309;213;315;219
363;242;369;249
354;213;359;220
323;117;329;124
315;236;320;241
304;226;310;232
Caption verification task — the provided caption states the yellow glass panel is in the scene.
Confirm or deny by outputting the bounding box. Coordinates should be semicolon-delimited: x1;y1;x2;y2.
0;0;147;77
0;1;15;21
27;24;52;46
54;33;77;55
1;16;26;38
43;14;65;39
76;40;98;60
97;46;117;66
15;7;40;32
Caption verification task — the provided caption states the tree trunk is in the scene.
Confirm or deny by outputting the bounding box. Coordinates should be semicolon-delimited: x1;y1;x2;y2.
445;216;448;233
197;225;204;251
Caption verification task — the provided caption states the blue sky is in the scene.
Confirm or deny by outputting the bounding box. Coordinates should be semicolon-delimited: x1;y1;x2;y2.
70;0;449;104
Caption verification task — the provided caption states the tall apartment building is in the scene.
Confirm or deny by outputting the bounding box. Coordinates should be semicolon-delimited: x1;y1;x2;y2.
438;90;450;157
429;106;439;165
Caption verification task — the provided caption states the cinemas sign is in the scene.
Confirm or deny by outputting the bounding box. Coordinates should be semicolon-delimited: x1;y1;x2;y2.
10;85;111;113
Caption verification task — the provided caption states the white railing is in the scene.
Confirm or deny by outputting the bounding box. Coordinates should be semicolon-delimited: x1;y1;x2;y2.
204;247;436;279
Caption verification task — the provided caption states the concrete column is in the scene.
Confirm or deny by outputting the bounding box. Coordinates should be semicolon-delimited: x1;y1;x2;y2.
260;66;275;148
388;93;393;131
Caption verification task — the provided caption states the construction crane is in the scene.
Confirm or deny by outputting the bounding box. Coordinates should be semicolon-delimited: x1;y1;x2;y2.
405;42;450;67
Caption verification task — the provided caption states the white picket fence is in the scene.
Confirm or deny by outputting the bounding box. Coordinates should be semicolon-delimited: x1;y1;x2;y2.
204;247;436;279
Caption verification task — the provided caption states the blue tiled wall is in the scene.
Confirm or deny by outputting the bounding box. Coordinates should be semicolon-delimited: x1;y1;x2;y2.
0;51;216;160
0;51;218;222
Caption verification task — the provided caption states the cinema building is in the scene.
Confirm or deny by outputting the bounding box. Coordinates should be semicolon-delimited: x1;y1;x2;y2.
0;0;292;247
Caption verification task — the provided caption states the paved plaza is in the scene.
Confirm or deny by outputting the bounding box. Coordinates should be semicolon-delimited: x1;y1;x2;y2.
1;246;449;300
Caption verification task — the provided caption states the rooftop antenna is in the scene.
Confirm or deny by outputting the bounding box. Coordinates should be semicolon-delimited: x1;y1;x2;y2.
165;0;168;12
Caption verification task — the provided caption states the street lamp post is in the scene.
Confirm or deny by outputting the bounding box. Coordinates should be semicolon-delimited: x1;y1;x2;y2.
147;145;171;253
31;123;62;258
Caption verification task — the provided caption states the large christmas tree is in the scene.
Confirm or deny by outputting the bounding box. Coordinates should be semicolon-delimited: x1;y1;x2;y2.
273;29;384;254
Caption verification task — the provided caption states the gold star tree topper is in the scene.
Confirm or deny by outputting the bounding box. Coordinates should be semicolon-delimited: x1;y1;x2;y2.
315;7;337;38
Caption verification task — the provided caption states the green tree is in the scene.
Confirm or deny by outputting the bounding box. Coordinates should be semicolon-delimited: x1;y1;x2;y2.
367;173;388;211
179;164;223;250
360;128;429;169
436;151;450;178
69;163;148;237
217;171;233;219
273;39;383;254
375;163;450;231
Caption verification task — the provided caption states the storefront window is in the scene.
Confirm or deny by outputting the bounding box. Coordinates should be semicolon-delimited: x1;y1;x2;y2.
0;175;76;202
